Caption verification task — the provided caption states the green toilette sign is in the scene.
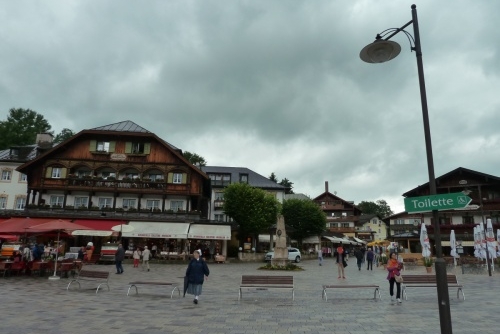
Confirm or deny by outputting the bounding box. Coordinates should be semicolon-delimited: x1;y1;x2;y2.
404;193;472;213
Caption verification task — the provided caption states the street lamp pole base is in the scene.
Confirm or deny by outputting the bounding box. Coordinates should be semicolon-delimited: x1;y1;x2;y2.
48;276;61;281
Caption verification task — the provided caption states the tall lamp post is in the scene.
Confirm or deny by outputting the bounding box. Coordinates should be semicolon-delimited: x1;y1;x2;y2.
360;5;452;334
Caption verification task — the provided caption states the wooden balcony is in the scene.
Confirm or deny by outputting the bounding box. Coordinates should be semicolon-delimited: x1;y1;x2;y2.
328;227;356;233
41;178;191;194
15;207;206;222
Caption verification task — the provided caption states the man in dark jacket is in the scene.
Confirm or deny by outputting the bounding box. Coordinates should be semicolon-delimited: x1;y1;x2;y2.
115;243;125;274
354;248;364;270
366;247;375;270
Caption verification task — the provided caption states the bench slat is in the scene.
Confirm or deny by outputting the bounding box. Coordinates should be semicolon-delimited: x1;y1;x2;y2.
239;275;294;301
401;274;465;301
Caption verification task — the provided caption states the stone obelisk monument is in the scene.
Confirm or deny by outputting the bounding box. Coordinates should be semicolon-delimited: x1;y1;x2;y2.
271;215;288;266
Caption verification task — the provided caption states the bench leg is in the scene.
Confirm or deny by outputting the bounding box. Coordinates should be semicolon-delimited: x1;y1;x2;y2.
127;284;138;296
170;286;180;299
458;288;465;301
96;282;109;294
292;289;295;301
66;280;80;291
322;289;328;302
374;288;381;300
403;286;408;301
238;288;242;301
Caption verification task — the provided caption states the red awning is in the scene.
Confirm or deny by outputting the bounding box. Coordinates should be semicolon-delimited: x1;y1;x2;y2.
0;218;54;234
71;219;126;237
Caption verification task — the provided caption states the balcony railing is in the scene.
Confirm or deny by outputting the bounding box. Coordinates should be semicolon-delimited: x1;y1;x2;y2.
328;227;356;233
42;178;190;193
14;207;206;221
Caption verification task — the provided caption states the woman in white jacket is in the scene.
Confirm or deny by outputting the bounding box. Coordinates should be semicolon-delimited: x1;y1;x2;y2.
132;247;141;268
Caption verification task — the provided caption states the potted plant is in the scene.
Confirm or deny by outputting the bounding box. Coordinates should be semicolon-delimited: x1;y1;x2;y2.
423;257;434;273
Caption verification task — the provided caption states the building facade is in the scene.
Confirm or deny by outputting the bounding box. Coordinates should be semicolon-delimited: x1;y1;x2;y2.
0;133;54;213
201;166;286;222
17;121;210;215
385;167;500;254
313;181;362;238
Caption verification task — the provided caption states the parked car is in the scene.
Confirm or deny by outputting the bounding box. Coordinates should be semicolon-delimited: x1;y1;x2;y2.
265;247;301;263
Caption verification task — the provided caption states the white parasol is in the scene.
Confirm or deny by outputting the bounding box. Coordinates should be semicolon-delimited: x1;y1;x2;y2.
473;226;480;259
479;223;487;260
420;223;431;258
497;229;500;257
486;219;496;257
450;230;459;268
486;219;496;271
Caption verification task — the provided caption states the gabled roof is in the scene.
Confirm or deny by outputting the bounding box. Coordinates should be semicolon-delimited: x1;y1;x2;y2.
91;120;151;133
16;120;205;179
201;166;286;190
313;191;359;211
402;167;500;197
358;214;383;223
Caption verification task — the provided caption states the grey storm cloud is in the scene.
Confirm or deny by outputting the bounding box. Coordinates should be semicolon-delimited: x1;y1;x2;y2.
1;0;500;213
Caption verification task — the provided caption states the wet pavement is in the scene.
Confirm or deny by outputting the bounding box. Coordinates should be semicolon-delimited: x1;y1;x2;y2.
1;258;498;334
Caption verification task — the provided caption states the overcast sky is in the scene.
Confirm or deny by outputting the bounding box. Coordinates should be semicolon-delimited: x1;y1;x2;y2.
1;1;499;214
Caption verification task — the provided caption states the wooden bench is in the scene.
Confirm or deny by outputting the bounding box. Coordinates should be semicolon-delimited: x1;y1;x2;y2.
402;274;464;301
127;281;180;298
66;270;110;294
239;275;294;301
322;284;381;302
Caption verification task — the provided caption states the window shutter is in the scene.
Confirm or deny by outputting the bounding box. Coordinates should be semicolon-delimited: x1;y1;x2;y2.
61;168;67;178
109;141;116;153
125;142;132;154
144;142;151;154
89;140;96;152
45;167;53;178
167;173;173;183
182;173;187;184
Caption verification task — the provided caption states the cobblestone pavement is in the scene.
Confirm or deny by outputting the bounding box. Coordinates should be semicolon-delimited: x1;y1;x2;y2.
1;258;499;334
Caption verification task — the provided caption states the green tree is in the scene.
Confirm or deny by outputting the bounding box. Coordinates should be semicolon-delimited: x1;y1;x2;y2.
282;199;326;245
279;178;294;194
269;172;278;183
357;199;394;218
223;183;280;242
183;151;207;167
54;128;75;144
0;108;52;149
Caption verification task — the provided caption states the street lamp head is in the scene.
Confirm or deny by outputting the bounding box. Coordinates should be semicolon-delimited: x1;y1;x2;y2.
359;39;401;64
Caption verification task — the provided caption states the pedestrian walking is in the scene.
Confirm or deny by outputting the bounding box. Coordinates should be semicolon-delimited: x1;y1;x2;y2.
142;246;151;272
85;242;94;263
334;246;347;279
185;250;210;304
354;247;363;270
132;247;141;268
115;243;125;274
366;247;374;270
387;252;403;304
318;249;323;266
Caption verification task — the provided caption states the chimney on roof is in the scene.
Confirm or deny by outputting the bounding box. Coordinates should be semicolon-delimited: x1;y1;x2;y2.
325;181;329;193
36;133;53;149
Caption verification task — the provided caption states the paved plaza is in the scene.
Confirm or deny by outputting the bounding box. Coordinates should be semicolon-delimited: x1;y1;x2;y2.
1;258;499;334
